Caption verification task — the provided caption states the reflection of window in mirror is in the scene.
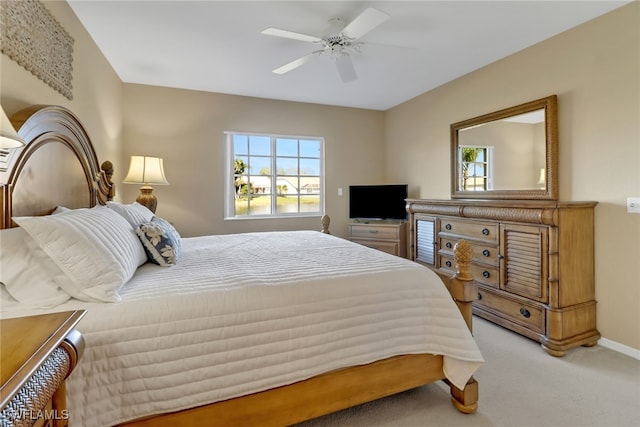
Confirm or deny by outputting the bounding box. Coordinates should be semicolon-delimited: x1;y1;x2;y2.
458;145;493;191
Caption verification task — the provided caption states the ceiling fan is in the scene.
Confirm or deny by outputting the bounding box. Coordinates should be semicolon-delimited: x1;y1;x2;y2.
261;8;390;83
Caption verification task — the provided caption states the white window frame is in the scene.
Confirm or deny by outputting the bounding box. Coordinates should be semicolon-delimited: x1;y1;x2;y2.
458;145;494;191
224;131;325;219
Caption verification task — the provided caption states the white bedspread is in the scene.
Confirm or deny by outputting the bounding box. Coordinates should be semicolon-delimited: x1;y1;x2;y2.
1;231;483;426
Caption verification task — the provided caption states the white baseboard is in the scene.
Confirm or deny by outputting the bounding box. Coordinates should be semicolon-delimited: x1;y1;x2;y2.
599;337;640;360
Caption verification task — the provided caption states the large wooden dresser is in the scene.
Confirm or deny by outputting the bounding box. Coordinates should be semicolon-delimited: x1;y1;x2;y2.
407;199;599;356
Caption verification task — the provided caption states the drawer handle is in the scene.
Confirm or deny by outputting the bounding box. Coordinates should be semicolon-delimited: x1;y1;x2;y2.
482;271;490;278
520;308;531;318
482;249;490;257
482;228;490;235
445;260;452;268
446;242;452;249
498;254;504;260
368;229;379;234
445;223;452;230
477;292;482;300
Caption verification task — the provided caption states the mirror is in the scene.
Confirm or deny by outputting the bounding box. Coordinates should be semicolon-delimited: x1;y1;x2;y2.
451;95;558;200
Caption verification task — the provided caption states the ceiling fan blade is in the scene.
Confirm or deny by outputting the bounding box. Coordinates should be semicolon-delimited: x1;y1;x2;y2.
341;8;390;40
335;54;357;83
261;27;322;43
273;51;323;75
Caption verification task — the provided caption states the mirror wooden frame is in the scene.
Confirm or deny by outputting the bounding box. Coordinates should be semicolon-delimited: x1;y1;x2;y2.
451;94;558;200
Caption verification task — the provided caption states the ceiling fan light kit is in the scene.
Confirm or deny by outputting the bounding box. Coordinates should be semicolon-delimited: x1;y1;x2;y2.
262;7;390;83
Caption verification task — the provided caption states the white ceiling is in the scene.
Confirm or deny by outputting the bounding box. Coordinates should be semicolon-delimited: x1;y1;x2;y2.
67;1;629;111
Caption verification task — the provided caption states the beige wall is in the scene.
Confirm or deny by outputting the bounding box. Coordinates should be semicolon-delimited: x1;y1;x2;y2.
385;3;640;350
0;1;122;168
121;84;385;238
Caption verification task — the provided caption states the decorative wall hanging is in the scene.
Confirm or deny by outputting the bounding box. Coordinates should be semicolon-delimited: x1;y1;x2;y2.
0;0;74;100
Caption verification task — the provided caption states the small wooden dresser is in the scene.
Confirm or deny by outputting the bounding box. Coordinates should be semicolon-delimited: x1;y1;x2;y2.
349;220;407;258
407;199;599;356
0;310;86;427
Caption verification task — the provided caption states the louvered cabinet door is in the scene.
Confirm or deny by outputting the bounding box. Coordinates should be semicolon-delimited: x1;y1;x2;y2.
499;223;549;303
413;215;436;266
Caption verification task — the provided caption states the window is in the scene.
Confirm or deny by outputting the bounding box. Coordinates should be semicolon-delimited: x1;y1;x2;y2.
225;132;324;218
458;145;493;191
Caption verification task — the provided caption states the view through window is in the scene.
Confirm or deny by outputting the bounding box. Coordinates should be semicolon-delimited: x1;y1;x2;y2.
225;132;323;218
458;146;492;191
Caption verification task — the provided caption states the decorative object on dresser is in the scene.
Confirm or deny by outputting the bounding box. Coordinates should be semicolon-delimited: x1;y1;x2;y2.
349;220;408;258
0;310;85;426
407;199;599;356
123;155;169;213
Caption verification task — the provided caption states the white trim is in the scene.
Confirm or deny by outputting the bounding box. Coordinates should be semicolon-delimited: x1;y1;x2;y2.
223;132;324;219
598;337;640;360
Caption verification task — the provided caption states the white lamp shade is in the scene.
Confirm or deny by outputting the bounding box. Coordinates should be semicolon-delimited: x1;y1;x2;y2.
123;156;169;185
0;106;25;148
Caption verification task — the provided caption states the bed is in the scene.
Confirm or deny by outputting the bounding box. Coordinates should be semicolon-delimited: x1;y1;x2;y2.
0;105;483;427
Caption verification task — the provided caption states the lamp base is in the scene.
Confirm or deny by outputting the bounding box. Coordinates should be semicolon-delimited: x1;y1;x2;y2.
136;186;157;213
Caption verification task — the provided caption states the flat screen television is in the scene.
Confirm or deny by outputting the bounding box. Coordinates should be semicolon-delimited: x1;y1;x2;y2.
349;184;408;220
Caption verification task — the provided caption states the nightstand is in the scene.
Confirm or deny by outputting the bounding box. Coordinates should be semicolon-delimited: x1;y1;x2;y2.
349;220;408;258
0;310;86;427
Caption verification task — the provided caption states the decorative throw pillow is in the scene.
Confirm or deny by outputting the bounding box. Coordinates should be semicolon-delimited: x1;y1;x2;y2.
136;217;182;266
106;201;154;228
13;206;147;302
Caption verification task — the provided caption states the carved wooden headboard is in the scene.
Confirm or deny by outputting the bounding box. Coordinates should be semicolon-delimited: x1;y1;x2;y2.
0;105;113;228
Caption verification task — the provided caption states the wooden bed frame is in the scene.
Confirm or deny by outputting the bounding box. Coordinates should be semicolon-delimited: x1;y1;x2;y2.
1;105;479;426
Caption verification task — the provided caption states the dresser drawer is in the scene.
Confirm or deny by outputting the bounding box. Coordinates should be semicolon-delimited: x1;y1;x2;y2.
350;224;400;240
351;239;398;255
475;286;545;334
439;237;499;264
438;218;498;242
439;255;500;288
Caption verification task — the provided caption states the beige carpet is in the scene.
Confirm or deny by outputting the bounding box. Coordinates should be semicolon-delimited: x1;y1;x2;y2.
295;317;640;427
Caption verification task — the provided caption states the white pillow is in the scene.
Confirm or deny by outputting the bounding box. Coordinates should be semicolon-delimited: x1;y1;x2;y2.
13;206;147;303
0;227;71;307
52;206;71;214
106;201;154;228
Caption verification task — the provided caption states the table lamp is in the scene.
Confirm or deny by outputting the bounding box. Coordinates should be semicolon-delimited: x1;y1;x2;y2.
0;106;25;148
123;156;169;213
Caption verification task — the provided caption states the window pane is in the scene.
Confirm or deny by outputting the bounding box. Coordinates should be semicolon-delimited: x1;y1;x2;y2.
276;157;298;175
300;140;320;158
249;175;271;194
276;176;298;195
250;156;271;176
233;135;248;155
276;138;298;156
250;135;271;155
300;195;320;212
234;156;249;175
300;177;320;194
276;195;298;214
299;158;320;175
248;195;271;215
235;196;249;215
